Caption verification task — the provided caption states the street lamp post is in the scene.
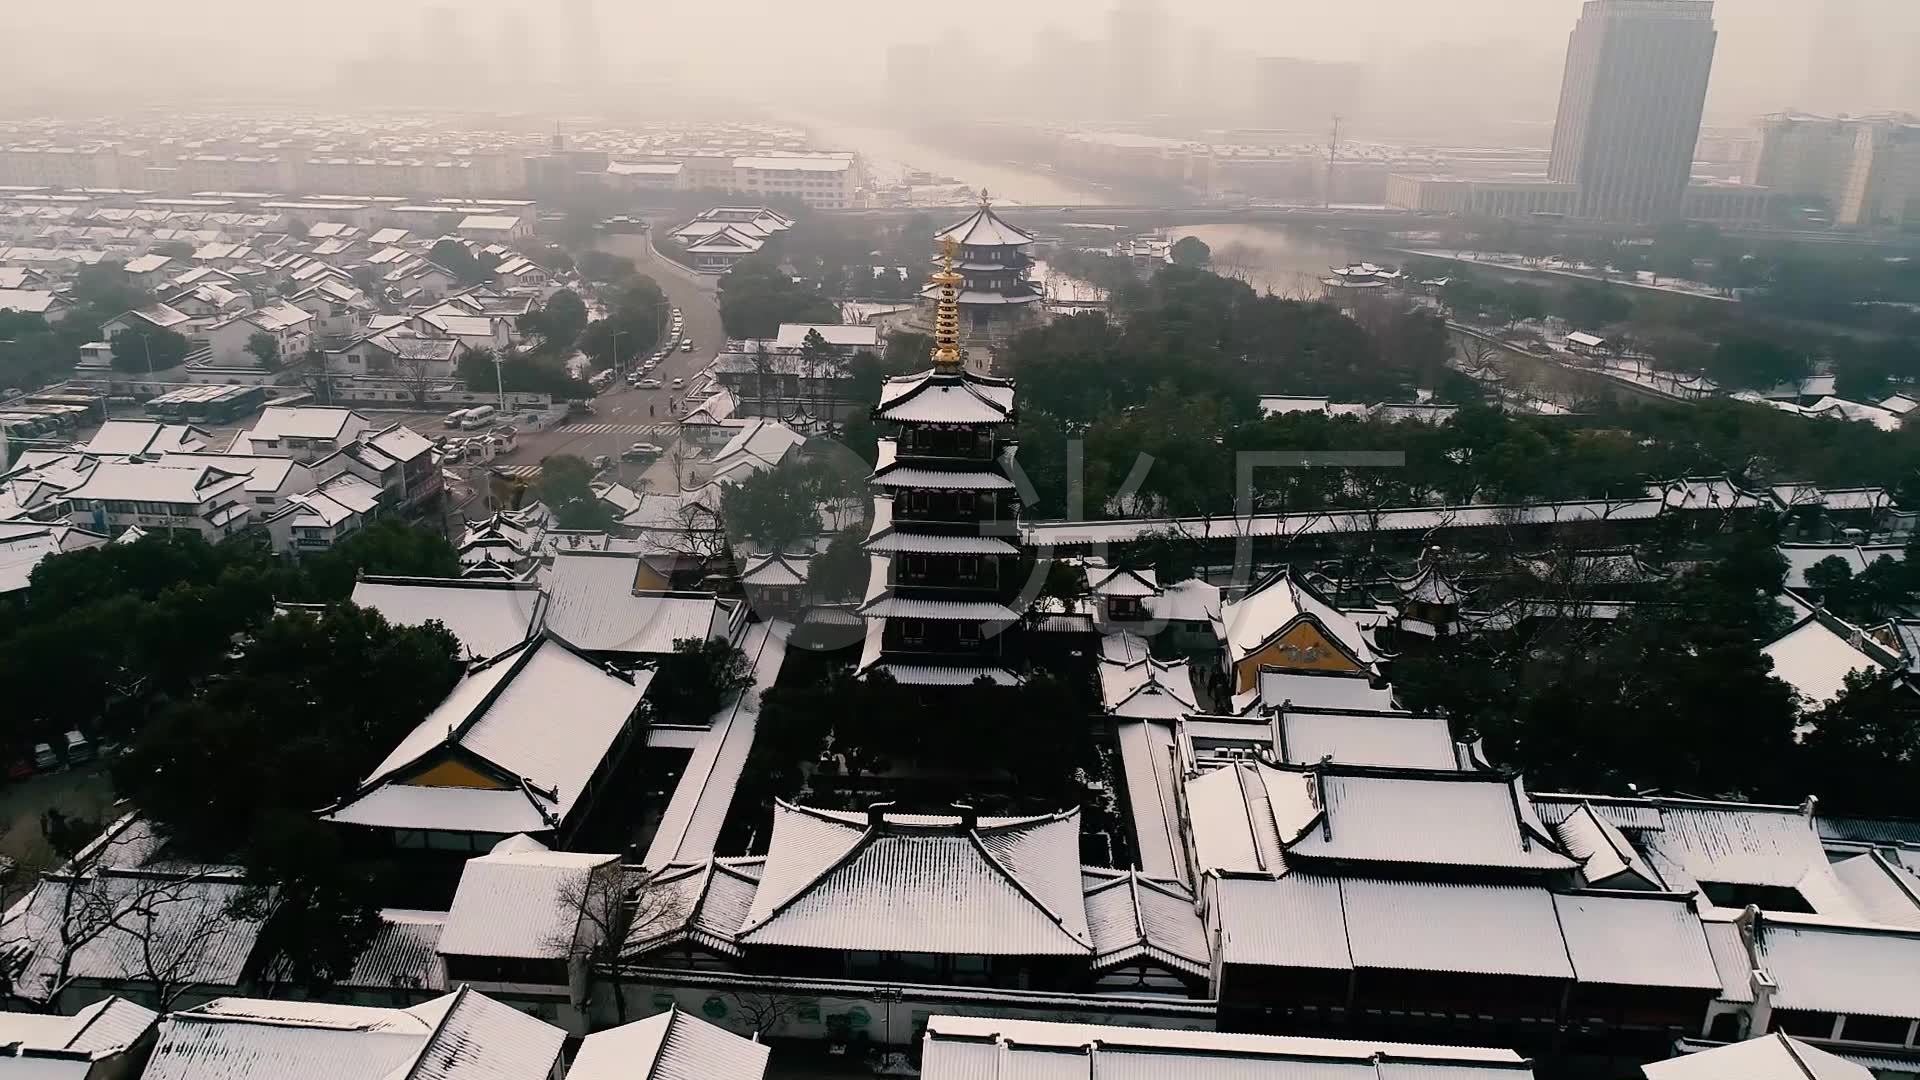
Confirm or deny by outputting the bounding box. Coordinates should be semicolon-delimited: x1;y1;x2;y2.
610;329;627;383
141;333;154;377
492;352;507;415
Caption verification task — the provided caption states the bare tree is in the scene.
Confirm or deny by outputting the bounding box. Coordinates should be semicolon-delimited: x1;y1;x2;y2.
729;987;805;1038
545;863;685;1027
105;871;242;1011
0;820;231;1012
392;348;442;407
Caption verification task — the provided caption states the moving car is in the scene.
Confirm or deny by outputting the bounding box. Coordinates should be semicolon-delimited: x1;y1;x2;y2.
680;340;694;351
591;454;613;471
636;378;661;389
623;442;663;461
671;377;685;390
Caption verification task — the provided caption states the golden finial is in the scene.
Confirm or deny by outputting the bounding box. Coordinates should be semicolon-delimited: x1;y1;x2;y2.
931;235;964;372
979;188;992;209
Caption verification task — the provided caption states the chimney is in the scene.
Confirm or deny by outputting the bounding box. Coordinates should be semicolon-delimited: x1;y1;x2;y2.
950;802;978;830
866;801;896;828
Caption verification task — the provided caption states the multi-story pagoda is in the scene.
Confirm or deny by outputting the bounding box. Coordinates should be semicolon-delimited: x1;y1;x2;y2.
859;239;1030;685
913;192;1045;355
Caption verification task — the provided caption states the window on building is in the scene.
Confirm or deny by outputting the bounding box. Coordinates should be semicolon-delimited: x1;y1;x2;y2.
901;619;925;645
1698;882;1814;913
1773;1010;1839;1038
1837;1014;1911;1045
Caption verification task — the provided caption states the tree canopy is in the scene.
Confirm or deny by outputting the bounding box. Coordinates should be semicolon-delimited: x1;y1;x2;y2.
536;454;616;531
719;256;839;339
110;326;189;372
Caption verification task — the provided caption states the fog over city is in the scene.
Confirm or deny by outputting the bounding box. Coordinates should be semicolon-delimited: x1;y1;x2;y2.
6;0;1919;134
10;0;1920;1072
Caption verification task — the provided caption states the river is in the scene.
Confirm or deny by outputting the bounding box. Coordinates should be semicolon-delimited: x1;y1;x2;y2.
796;118;1118;207
792;121;1381;295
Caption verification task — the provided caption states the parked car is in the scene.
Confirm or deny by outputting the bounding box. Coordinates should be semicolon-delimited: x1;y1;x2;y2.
637;378;661;389
591;454;613;471
65;730;92;764
32;743;57;771
623;442;663;461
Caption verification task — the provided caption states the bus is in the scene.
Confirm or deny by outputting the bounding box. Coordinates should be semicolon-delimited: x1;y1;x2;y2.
443;408;472;428
459;405;497;429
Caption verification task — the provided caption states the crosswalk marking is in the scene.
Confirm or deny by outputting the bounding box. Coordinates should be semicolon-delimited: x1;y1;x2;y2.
558;423;677;436
493;464;544;478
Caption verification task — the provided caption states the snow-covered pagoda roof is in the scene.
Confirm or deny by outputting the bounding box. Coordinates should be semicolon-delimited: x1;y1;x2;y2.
875;368;1016;425
935;204;1036;249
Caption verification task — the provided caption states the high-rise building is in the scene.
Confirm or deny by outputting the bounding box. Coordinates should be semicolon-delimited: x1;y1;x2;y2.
1105;0;1164;119
1751;112;1920;226
1547;0;1718;223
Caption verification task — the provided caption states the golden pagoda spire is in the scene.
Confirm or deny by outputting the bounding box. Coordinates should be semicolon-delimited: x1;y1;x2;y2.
930;235;964;373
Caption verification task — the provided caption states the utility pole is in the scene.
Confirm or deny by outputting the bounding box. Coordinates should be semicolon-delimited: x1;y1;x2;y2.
493;352;507;416
141;332;154;377
1325;114;1342;210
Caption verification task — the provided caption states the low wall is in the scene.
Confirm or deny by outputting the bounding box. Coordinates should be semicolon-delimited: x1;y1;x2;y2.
605;967;1216;1047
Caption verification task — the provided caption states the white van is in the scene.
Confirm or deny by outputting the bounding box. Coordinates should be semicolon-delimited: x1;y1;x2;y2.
459;405;497;429
442;408;471;428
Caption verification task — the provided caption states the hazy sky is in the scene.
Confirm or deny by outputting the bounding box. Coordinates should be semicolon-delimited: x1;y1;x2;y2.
6;0;1916;128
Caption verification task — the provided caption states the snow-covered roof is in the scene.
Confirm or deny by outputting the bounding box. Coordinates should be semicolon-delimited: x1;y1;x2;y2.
0;524;107;595
1097;655;1197;718
1776;543;1905;590
1551;892;1722;989
1080;869;1209;978
241;405;368;441
1553;801;1664;890
1288;772;1576;872
569;1007;771;1080
349;576;544;660
1240;670;1396;717
141;986;564;1080
62;459;249;506
323;635;648;835
0;996;157;1062
1087;560;1159;598
772;323;878;350
1114;720;1184;882
874;369;1016;425
1762;614;1889;707
1147;577;1220;624
920;1016;1534;1080
1;871;265;1004
1632;800;1903;922
1184;762;1320;874
1643;1033;1871;1080
438;837;616;960
740;551;809;587
736;801;1091;955
935;205;1037;248
1218;569;1376;670
542;553;723;654
1749;917;1920;1021
1275;709;1460;770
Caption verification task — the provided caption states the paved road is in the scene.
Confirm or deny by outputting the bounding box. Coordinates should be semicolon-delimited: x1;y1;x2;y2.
500;229;726;490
